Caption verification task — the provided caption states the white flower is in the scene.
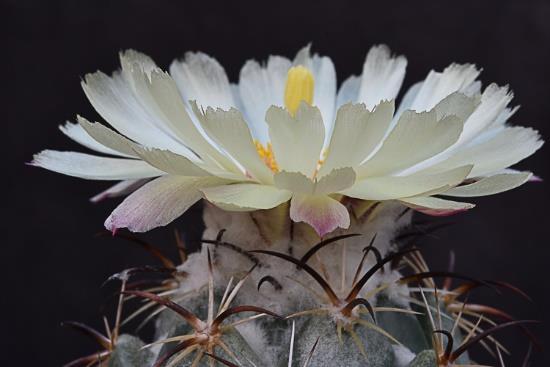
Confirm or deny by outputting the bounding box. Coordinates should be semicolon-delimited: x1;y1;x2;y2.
32;45;543;236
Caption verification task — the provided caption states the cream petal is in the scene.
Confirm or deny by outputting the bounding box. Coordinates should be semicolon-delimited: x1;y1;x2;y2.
131;146;213;177
432;92;480;121
77;116;137;157
394;81;423;120
357;45;407;110
499;168;541;182
31;150;163;180
318;101;394;177
120;53;240;173
336;75;360;108
456;84;514;146
342;165;472;201
274;167;355;195
90;179;149;203
408;63;481;112
315;167;356;194
78;117;233;178
400;196;475;216
423;126;543;177
357;109;464;178
442;172;532;197
194;107;274;184
273;171;314;194
238;56;292;143
396;93;480;175
201;183;292;210
169;51;235;110
81;70;190;156
266;103;325;177
311;55;337;142
290;194;350;237
105;176;224;233
59;121;131;157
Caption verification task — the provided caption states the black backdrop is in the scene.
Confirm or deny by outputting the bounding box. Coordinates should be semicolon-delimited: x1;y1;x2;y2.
5;0;550;365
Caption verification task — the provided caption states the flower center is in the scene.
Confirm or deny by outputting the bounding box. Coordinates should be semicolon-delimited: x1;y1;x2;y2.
284;65;314;116
254;66;315;173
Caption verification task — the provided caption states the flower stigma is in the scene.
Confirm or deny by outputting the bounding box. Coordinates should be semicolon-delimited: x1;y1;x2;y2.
284;65;314;116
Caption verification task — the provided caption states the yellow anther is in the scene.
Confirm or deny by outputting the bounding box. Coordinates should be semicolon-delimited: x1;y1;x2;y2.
284;66;314;116
254;140;279;173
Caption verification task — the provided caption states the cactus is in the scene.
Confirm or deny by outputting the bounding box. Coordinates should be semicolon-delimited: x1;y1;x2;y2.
31;44;543;366
61;202;537;366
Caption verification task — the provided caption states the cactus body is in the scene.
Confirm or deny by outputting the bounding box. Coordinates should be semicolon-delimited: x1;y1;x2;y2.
100;202;480;366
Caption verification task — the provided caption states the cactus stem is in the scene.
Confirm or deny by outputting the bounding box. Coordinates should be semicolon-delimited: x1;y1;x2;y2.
124;251;281;367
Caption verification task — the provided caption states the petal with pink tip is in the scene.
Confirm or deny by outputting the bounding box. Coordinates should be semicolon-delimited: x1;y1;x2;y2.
289;194;350;237
400;196;474;216
105;176;225;233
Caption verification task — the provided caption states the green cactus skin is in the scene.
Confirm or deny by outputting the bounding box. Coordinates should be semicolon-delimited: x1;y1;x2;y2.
408;349;438;367
96;204;488;367
108;334;154;367
290;316;395;367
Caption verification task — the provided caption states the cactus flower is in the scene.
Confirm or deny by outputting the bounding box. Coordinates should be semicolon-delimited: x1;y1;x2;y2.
32;45;543;236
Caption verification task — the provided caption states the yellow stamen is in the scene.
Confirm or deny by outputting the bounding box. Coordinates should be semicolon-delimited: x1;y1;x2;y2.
254;140;279;172
284;66;314;116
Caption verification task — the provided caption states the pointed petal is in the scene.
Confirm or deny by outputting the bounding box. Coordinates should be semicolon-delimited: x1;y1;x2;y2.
357;108;464;178
408;63;481;112
394;81;423;120
31;150;163;180
343;165;472;200
77;116;137;157
238;55;291;143
78;116;225;178
266;103;325;176
423;126;543;177
194;107;274;183
290;194;350;237
318;101;394;177
395;93;481;175
443;172;532;197
400;196;475;216
59;121;131;157
457;84;514;145
311;55;337;141
432;92;480;121
357;45;407;110
336;75;360;108
121;52;241;174
201;184;292;210
105;176;224;232
169;51;236;110
81;69;190;156
131;146;213;177
90;179;148;203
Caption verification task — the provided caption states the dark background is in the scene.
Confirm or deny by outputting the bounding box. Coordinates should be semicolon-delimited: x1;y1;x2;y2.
4;0;550;365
